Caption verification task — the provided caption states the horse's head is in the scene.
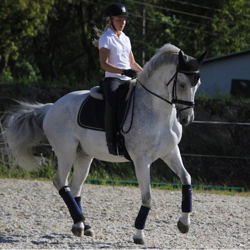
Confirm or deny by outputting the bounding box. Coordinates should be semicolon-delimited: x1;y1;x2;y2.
137;44;207;126
173;50;207;126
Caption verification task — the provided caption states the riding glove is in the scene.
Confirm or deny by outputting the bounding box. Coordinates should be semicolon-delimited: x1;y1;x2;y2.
122;69;137;78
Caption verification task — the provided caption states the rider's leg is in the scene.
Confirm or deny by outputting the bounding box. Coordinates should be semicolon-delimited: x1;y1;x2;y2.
105;101;118;155
102;78;121;156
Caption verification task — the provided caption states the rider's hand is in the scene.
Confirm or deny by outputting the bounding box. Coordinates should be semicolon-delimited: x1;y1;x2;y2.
122;69;137;78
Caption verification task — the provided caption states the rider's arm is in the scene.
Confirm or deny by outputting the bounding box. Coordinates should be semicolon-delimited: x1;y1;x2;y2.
129;50;143;72
99;47;123;74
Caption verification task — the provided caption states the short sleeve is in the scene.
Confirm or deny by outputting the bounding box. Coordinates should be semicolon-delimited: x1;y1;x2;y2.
99;35;110;50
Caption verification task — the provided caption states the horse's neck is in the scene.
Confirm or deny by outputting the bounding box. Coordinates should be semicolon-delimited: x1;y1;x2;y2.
138;65;175;108
139;63;176;97
135;68;176;126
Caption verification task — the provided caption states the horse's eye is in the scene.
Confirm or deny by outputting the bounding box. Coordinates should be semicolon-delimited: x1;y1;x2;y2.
179;82;185;89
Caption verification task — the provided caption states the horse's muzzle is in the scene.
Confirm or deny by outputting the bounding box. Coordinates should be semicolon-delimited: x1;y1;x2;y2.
177;110;194;126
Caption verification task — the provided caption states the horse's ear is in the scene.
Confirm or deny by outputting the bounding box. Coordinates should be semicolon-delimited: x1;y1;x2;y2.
178;50;186;65
197;51;208;65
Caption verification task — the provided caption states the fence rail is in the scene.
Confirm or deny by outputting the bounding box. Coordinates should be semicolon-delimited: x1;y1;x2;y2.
1;119;250;161
193;120;250;126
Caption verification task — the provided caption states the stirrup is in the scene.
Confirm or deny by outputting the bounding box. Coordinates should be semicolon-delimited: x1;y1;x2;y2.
107;142;123;156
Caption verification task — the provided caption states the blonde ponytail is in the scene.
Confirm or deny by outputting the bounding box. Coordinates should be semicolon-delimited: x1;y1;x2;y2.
92;22;110;48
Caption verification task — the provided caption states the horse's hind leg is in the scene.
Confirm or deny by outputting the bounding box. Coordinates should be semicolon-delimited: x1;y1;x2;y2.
69;152;94;237
162;146;192;234
52;140;86;236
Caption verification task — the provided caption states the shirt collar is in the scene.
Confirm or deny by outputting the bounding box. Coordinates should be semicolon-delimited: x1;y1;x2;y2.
107;28;124;37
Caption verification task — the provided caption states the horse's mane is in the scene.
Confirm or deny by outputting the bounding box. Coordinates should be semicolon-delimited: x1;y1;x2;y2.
138;44;180;83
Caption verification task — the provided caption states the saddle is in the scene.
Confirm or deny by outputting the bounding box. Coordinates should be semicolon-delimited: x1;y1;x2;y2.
77;79;136;161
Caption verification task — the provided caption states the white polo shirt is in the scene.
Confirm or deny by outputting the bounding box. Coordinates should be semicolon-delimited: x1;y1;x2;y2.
99;28;131;80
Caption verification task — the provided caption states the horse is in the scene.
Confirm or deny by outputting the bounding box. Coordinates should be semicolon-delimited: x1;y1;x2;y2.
1;44;207;245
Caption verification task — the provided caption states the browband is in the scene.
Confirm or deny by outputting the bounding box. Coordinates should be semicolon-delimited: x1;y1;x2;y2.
178;69;200;74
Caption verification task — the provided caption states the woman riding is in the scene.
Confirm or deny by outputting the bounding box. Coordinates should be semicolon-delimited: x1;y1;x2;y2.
97;2;143;156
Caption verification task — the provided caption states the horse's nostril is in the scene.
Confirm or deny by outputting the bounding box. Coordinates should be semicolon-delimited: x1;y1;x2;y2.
181;118;188;126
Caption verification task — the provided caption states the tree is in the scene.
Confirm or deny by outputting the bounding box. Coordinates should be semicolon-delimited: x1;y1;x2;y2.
1;0;250;84
31;0;108;83
0;0;54;75
144;0;250;58
210;0;250;55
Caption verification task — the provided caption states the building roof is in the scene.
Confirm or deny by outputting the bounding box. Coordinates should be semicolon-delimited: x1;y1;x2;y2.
203;49;250;64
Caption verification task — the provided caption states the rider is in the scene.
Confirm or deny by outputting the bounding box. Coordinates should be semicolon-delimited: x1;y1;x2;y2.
98;2;143;156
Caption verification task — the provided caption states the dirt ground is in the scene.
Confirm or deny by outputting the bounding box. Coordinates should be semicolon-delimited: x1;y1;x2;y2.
0;179;249;249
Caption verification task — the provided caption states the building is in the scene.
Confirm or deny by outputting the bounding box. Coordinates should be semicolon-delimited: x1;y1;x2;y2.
199;49;250;97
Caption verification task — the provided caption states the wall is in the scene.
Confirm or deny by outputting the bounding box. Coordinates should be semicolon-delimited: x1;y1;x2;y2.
198;53;250;96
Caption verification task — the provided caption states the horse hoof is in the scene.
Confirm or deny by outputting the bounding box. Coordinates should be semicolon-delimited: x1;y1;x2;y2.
133;237;145;245
177;219;189;234
72;226;84;237
84;225;95;237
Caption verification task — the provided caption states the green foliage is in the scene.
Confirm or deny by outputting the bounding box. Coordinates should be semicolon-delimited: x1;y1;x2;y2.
0;0;54;70
31;162;57;180
0;164;29;179
0;68;14;83
89;160;136;181
12;61;39;81
0;0;249;84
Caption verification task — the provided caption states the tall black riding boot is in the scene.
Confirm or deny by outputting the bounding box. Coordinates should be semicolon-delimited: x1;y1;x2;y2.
105;102;118;155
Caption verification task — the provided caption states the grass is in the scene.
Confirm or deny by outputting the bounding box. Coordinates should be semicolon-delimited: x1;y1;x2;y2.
0;146;248;195
0;159;249;196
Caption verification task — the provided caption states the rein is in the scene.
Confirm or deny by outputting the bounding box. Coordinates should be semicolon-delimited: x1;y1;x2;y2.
137;78;173;105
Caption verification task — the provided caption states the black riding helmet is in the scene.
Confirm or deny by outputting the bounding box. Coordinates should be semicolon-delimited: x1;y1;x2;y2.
104;3;128;31
104;3;128;18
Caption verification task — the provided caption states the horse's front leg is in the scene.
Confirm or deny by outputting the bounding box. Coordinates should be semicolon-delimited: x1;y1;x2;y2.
133;159;152;245
162;146;192;234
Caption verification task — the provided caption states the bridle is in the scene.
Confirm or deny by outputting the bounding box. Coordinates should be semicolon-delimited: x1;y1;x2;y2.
122;66;199;134
123;50;207;134
137;65;200;112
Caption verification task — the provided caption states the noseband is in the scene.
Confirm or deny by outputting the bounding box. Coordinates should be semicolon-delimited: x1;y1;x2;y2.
137;66;199;112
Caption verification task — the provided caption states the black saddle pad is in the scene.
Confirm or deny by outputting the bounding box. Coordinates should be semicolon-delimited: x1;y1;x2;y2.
77;83;134;132
77;96;105;131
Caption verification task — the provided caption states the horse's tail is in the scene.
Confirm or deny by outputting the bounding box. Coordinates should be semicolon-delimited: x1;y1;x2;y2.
1;101;53;170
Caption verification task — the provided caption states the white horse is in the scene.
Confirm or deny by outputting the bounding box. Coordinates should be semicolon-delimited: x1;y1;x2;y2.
1;44;207;244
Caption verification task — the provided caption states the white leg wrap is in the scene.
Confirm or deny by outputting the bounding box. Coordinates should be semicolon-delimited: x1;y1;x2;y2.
73;221;85;229
133;229;145;240
179;212;191;225
72;221;85;237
